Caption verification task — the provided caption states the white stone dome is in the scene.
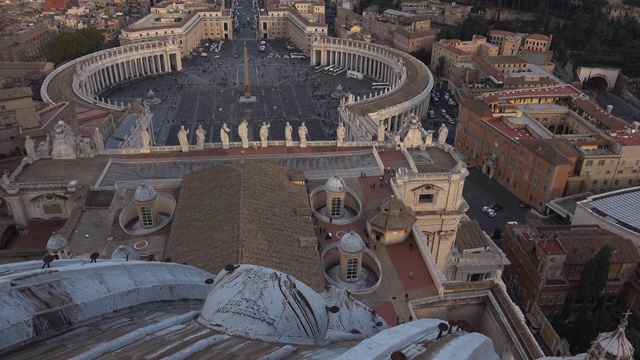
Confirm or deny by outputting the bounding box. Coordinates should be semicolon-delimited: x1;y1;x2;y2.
111;245;140;261
592;325;634;359
325;176;346;193
339;231;365;255
46;234;68;251
134;183;157;203
198;264;329;345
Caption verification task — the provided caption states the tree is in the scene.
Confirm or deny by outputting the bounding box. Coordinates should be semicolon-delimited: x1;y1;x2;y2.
435;56;445;78
578;245;612;304
44;28;104;65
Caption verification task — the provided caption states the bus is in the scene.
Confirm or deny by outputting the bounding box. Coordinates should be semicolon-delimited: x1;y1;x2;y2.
331;67;346;75
290;53;306;59
315;64;327;72
372;82;390;89
323;65;336;73
346;70;363;80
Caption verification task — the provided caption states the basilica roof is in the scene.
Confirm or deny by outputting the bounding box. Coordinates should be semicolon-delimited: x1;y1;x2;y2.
366;196;417;230
165;162;325;291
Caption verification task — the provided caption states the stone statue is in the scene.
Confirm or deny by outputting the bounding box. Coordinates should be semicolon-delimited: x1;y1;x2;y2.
36;135;51;158
178;125;189;152
298;122;308;148
425;131;433;146
92;128;104;153
285;122;293;145
196;125;206;150
437;123;448;145
260;122;270;148
51;120;77;160
25;135;35;158
141;129;150;149
78;138;94;157
377;121;385;142
336;122;345;145
238;120;249;148
220;123;230;149
133;98;144;113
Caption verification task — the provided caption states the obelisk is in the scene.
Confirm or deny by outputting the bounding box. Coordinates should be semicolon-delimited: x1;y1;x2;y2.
239;41;257;103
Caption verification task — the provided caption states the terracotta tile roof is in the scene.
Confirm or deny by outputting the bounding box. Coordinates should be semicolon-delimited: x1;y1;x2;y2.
536;226;640;265
462;98;492;117
526;33;549;41
519;138;575;166
473;56;503;81
486;55;528;65
455;220;490;251
445;45;468;56
365;197;416;230
165;162;325;291
0;87;32;101
489;30;515;37
571;97;629;131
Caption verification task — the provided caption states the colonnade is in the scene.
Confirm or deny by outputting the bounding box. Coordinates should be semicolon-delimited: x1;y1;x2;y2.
311;37;433;142
80;53;176;97
314;47;400;85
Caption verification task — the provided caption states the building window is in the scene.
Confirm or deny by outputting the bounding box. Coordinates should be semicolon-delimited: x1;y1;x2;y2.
508;159;514;169
0;105;5;111
542;184;548;193
532;176;539;186
140;206;153;227
331;197;341;216
2;115;12;125
346;258;358;280
586;160;593;167
419;194;433;204
547;168;552;176
42;203;63;216
598;160;605;166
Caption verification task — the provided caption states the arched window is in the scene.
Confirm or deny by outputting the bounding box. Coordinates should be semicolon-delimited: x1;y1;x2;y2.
346;258;358;281
140;206;153;227
331;197;341;216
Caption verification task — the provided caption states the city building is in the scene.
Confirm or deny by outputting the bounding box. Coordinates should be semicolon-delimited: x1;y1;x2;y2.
43;0;78;11
0;23;58;62
455;85;640;211
362;9;434;49
548;187;640;249
0;87;40;155
258;2;328;54
430;36;498;76
502;224;639;316
120;2;234;57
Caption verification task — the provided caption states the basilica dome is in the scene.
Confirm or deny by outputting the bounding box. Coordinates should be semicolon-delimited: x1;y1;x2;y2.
111;245;140;261
134;183;157;203
338;231;366;255
46;234;68;251
198;264;329;345
325;176;346;193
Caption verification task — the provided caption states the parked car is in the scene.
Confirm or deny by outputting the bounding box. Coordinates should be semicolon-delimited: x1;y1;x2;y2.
482;206;491;213
490;202;502;211
487;210;497;218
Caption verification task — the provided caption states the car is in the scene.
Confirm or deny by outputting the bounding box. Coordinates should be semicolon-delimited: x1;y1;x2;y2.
283;55;290;58
213;55;221;59
507;221;519;225
234;54;239;58
445;115;451;121
482;206;491;213
487;210;497;218
489;202;500;209
441;109;447;116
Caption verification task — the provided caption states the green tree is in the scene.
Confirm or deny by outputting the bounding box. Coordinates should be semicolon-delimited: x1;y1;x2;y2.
435;56;445;78
456;14;489;41
578;245;612;304
44;28;104;65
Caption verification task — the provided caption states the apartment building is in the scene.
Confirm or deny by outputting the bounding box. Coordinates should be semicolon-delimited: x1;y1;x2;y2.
0;87;40;155
502;224;639;316
0;23;58;63
392;28;439;53
429;35;498;75
120;2;234;56
455;86;640;210
487;30;552;55
258;3;327;54
362;9;431;46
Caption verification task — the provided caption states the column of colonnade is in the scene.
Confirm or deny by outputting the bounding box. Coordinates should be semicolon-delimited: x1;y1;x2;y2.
315;46;396;84
83;53;177;98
